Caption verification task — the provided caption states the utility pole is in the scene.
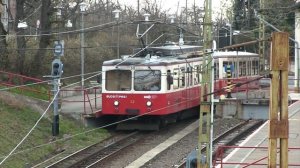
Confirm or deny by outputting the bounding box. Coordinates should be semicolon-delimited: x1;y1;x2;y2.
259;0;265;73
80;2;87;90
198;0;212;167
268;32;289;168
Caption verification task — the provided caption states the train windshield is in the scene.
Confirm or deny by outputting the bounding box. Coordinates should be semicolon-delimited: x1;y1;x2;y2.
105;70;132;91
134;70;161;91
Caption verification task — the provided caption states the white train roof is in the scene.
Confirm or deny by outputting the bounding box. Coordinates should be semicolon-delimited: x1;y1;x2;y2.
212;51;259;58
103;50;258;67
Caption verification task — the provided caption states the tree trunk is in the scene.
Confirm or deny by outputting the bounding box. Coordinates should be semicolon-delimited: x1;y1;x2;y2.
32;0;51;76
0;21;8;70
15;0;26;74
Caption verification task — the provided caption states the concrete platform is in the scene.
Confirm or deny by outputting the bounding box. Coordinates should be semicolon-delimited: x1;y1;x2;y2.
125;120;199;168
60;93;102;120
216;101;300;167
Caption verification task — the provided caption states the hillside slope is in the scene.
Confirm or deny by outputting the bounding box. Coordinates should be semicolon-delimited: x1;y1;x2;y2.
0;91;109;167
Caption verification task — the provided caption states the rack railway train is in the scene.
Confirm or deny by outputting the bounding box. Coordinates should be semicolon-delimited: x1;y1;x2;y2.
96;43;261;130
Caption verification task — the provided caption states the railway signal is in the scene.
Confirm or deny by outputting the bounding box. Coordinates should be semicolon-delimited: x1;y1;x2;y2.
51;59;63;77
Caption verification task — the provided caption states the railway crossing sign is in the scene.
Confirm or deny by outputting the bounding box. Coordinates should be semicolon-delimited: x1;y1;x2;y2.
54;40;64;57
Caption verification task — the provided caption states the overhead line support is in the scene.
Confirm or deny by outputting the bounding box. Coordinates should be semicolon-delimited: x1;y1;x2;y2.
198;0;213;167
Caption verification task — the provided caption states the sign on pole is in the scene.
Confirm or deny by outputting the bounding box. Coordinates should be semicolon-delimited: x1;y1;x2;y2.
54;40;64;57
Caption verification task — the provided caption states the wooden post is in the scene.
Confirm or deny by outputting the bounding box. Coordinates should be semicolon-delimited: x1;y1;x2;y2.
269;32;289;168
198;0;212;167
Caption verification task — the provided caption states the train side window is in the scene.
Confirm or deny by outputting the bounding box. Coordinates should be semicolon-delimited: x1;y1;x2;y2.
167;70;173;90
194;65;200;85
180;67;185;88
239;61;246;76
214;62;219;79
173;68;179;89
187;66;193;86
252;60;258;75
247;60;251;76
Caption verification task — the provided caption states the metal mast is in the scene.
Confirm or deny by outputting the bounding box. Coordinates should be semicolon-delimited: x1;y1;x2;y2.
198;0;213;167
259;0;265;73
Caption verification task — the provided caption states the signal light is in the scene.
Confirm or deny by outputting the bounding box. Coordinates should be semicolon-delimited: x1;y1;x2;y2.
51;59;63;77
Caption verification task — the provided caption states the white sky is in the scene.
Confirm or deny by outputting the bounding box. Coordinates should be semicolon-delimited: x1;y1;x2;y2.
116;0;223;15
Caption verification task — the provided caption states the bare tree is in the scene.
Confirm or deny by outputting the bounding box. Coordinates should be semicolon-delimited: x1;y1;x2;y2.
0;2;8;70
32;0;52;76
15;0;27;74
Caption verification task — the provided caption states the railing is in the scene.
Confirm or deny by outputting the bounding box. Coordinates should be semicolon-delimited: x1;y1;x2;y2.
0;70;50;100
60;87;101;115
214;145;300;167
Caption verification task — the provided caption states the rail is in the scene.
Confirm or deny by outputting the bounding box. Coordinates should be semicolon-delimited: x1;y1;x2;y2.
214;146;300;167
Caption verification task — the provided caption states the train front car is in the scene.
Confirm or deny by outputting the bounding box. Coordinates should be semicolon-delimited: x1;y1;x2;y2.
100;45;202;130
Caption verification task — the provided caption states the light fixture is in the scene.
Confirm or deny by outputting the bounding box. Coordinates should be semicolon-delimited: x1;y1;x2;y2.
17;21;28;29
144;13;150;21
146;101;152;107
114;100;120;106
113;9;121;19
79;2;88;12
169;15;175;24
65;20;73;28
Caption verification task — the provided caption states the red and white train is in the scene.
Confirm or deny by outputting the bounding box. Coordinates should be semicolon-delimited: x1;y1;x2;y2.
96;43;260;130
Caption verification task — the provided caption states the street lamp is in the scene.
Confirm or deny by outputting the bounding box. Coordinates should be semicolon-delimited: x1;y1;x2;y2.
113;9;121;59
169;15;175;24
80;2;87;90
144;13;150;45
144;13;150;22
17;21;28;29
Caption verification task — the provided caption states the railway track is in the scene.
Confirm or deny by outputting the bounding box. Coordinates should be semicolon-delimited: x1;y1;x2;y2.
46;131;142;168
176;119;264;168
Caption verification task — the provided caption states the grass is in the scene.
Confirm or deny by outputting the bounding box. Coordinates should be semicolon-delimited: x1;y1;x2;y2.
0;101;110;168
0;84;50;101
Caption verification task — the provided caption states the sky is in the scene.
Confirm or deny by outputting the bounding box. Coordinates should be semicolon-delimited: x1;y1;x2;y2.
116;0;223;15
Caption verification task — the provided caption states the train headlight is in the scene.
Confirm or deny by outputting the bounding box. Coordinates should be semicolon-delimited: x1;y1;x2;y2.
146;101;152;107
114;100;119;106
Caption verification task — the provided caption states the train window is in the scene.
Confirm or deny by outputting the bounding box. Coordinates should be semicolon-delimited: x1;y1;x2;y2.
232;62;237;78
180;67;185;88
247;60;251;75
214;62;219;79
251;60;259;75
167;70;173;90
239;61;246;76
194;65;200;85
134;70;161;91
106;70;132;91
173;68;179;89
187;66;193;86
189;67;193;86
